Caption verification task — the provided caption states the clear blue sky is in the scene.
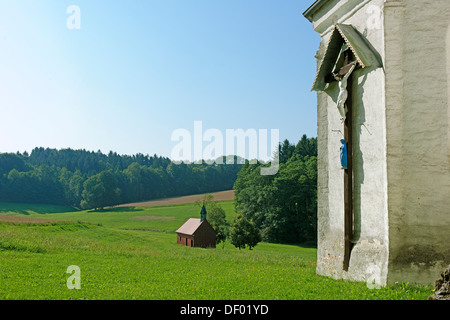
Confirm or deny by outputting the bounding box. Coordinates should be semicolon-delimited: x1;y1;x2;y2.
0;0;320;159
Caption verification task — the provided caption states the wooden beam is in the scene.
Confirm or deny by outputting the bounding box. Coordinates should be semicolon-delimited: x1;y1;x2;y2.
325;61;360;84
337;62;359;77
343;69;354;272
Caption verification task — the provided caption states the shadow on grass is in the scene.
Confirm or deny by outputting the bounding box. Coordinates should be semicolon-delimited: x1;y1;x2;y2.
264;240;317;250
0;202;78;215
86;206;144;213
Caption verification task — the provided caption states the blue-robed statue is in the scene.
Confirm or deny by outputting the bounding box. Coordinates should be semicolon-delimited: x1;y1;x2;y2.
340;139;348;169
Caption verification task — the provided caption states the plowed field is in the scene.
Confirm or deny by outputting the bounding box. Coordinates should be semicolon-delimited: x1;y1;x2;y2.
116;190;234;208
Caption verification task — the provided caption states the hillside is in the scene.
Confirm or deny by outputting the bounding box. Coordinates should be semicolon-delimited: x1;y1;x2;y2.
0;201;432;300
116;190;235;208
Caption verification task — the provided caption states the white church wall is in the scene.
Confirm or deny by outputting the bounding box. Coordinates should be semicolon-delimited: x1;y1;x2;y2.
313;0;389;286
309;0;450;288
384;0;450;285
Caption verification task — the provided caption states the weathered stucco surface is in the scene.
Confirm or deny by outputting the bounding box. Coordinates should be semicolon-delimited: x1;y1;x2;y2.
308;0;450;287
313;0;389;287
384;0;450;285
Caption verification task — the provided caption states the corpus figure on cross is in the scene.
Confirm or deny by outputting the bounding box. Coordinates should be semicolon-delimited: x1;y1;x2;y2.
335;61;357;122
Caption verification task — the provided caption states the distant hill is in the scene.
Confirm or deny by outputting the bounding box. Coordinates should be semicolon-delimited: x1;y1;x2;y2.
116;190;235;208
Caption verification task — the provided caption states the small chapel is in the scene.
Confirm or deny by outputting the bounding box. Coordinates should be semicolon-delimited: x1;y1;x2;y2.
176;204;216;248
303;0;449;286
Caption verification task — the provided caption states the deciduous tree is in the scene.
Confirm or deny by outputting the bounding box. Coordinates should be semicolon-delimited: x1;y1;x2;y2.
81;171;120;210
229;213;261;250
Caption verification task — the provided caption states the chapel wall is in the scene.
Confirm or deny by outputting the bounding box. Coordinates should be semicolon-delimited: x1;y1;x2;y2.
314;0;389;286
384;0;450;285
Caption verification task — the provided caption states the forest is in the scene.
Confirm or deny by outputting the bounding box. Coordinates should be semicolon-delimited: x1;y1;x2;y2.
233;135;317;245
0;148;242;209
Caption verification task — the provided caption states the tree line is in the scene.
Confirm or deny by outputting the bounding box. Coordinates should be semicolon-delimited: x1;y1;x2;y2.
233;134;317;245
0;148;243;209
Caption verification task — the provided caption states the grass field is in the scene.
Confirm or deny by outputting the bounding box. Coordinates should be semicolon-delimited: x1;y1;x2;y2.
0;201;433;300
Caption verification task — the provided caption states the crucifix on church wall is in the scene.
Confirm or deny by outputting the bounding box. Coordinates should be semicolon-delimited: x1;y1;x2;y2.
335;49;358;271
326;47;359;271
310;24;383;271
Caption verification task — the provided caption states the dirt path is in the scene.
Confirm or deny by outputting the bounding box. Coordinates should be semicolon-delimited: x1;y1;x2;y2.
116;190;235;208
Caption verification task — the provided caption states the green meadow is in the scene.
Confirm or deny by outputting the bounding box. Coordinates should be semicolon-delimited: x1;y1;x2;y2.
0;201;432;300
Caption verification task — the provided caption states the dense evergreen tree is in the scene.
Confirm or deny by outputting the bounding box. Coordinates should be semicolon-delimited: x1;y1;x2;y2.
0;153;28;174
279;139;295;164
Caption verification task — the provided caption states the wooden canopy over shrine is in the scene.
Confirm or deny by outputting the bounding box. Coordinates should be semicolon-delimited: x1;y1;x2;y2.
311;24;382;92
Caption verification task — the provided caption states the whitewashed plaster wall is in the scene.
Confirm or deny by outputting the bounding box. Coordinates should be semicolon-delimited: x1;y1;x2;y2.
313;0;389;286
384;0;450;285
309;0;450;287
